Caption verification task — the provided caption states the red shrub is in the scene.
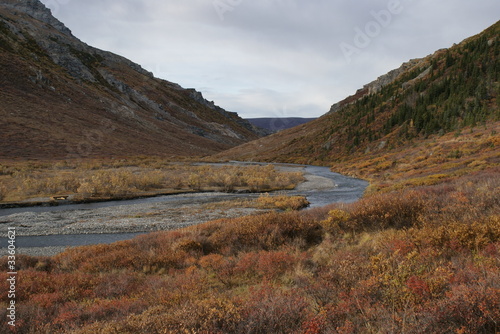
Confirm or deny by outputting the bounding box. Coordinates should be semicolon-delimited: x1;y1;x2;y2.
238;283;312;333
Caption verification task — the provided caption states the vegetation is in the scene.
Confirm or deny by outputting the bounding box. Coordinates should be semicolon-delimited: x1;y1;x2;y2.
0;159;303;202
331;121;500;194
0;169;498;333
256;193;310;211
337;23;499;154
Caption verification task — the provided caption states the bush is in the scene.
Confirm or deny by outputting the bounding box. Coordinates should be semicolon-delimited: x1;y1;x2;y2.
257;193;310;210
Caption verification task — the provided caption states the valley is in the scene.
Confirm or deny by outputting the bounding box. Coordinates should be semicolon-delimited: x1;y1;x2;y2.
0;1;498;333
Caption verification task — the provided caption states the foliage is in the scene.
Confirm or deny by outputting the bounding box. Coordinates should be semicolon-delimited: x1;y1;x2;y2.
256;193;310;211
0;160;303;202
1;169;498;333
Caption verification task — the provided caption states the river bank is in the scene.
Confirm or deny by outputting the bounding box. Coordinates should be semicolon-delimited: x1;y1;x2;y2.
0;164;368;256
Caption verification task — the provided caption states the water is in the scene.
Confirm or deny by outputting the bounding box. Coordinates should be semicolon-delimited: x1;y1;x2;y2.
290;165;368;207
0;164;368;249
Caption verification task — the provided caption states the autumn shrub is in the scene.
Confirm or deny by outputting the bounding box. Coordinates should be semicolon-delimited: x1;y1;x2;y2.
410;216;500;253
320;208;351;235
320;190;426;237
237;283;312;334
92;272;145;299
351;190;426;232
0;184;7;200
53;241;145;273
2;168;499;334
234;250;298;281
1;161;305;201
257;193;310;210
171;297;243;332
204;211;323;255
204;164;304;192
418;283;500;333
77;170;137;198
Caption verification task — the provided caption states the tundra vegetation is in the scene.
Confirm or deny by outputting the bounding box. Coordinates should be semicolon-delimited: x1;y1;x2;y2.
0;159;304;202
0;167;498;333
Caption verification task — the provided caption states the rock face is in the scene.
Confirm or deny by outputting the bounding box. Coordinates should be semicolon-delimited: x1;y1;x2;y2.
329;58;430;113
363;58;425;95
0;0;263;159
2;0;72;36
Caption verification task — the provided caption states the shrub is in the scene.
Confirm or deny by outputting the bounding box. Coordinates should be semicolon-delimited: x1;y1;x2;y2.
349;190;426;232
257;193;310;210
238;283;311;333
3;167;499;333
321;208;351;234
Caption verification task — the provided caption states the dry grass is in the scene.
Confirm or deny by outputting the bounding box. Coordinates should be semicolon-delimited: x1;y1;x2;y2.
0;159;304;202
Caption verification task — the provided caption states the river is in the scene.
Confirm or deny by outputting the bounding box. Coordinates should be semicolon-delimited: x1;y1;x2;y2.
0;164;368;251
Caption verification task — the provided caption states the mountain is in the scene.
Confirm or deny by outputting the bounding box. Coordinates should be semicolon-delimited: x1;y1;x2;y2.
246;117;317;133
0;0;264;160
218;21;500;186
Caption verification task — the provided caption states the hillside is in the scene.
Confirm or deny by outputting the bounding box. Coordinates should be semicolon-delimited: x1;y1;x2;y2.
0;0;263;160
218;21;499;188
246;117;317;133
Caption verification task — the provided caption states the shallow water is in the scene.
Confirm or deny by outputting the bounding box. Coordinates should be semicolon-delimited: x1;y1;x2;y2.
0;164;368;249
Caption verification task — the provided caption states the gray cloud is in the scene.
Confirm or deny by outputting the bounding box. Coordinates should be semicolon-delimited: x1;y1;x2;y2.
40;0;499;118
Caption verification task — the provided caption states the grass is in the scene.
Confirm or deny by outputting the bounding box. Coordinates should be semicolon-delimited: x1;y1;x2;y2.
0;158;304;203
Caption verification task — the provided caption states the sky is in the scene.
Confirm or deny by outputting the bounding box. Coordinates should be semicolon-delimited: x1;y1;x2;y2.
39;0;499;118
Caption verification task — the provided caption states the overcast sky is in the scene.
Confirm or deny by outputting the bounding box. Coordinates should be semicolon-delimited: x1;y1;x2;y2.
39;0;499;118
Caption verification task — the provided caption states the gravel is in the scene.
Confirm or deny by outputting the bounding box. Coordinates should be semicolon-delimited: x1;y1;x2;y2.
0;164;348;257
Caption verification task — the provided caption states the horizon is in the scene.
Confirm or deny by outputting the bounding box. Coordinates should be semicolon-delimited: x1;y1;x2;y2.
39;0;499;118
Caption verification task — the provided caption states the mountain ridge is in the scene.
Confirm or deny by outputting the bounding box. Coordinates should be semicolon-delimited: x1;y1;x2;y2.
246;117;317;133
0;0;264;159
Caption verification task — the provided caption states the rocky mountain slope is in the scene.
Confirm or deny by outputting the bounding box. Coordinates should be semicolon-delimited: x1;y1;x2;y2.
219;21;499;174
0;0;263;159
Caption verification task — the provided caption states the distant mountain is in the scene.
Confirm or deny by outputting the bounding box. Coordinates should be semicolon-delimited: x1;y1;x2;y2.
0;0;264;159
218;21;499;166
246;118;316;133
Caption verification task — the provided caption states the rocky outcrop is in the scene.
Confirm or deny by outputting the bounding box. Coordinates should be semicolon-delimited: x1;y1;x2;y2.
329;57;430;113
2;0;72;36
363;58;425;95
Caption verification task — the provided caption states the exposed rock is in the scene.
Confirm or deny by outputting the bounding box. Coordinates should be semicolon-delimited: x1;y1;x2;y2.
328;57;430;114
2;0;72;36
364;58;426;95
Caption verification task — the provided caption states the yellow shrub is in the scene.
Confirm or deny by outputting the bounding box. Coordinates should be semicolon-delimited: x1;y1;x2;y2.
321;209;351;234
256;194;309;211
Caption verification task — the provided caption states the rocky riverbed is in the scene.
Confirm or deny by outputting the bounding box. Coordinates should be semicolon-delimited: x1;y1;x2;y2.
0;193;271;256
0;164;368;256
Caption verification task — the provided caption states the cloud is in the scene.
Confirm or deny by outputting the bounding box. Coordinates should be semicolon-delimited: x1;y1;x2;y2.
40;0;500;118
